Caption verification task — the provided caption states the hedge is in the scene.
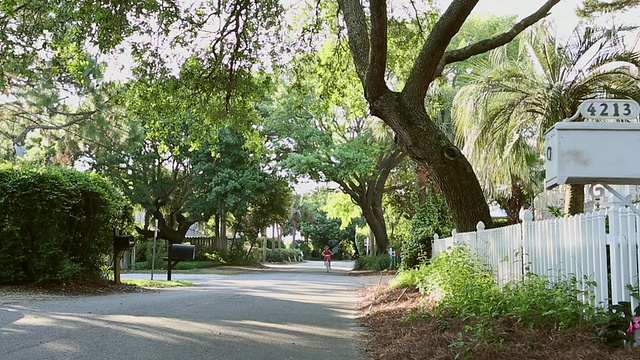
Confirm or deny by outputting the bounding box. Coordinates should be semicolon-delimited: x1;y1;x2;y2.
0;163;132;284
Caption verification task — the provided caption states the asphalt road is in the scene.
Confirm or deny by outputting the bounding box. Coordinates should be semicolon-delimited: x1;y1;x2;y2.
0;261;389;360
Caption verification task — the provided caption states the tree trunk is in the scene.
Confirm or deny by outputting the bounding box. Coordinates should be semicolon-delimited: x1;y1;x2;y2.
262;235;267;262
277;225;282;257
337;0;559;234
214;213;220;239
564;184;585;215
135;210;194;244
271;224;276;252
371;92;493;232
360;200;388;255
221;208;227;245
416;163;429;204
291;209;300;249
245;241;255;261
291;225;297;249
415;163;441;203
352;233;360;257
337;148;404;256
369;229;375;256
505;180;526;225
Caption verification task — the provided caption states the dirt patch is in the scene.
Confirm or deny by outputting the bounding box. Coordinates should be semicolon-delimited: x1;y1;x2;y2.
358;283;640;360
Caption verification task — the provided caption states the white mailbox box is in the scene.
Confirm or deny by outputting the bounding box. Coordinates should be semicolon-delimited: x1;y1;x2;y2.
544;122;640;189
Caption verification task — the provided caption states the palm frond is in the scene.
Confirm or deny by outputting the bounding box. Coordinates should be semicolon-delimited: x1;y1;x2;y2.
453;22;640;203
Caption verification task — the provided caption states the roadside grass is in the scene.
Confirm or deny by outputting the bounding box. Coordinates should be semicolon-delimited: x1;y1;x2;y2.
125;261;266;275
121;279;192;288
123;268;250;275
131;260;221;271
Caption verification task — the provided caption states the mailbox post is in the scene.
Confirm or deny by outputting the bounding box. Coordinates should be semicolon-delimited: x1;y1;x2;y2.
166;243;195;281
544;98;640;216
113;234;134;284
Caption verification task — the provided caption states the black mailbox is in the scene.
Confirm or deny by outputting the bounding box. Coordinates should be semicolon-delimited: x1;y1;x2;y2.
113;234;134;285
165;244;196;281
114;235;135;251
169;244;195;260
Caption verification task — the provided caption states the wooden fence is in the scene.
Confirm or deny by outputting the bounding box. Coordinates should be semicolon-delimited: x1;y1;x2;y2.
433;203;640;309
184;237;227;251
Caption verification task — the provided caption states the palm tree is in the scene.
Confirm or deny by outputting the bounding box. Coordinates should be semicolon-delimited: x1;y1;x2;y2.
453;22;640;217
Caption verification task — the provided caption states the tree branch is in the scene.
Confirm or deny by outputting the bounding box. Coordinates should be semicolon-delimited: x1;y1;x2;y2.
9;104;91;145
403;0;479;100
443;0;560;67
338;0;371;84
366;0;390;100
335;178;361;203
46;107;99;118
375;147;406;195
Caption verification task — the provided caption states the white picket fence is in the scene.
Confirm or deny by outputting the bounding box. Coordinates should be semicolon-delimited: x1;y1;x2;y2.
433;203;640;309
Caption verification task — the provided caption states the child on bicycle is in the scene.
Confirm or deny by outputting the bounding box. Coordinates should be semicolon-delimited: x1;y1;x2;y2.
322;245;333;271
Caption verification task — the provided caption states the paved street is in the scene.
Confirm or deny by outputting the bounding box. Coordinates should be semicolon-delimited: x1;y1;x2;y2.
0;261;386;360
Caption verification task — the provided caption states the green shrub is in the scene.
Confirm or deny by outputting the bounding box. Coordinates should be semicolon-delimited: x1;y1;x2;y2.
193;243;219;261
395;247;597;325
354;233;367;257
145;241;167;270
503;273;596;331
391;246;600;355
264;248;301;262
134;262;149;271
224;241;261;265
593;284;640;348
401;193;454;270
390;263;426;288
354;255;390;271
132;260;220;271
0;163;132;284
204;249;228;264
418;247;502;316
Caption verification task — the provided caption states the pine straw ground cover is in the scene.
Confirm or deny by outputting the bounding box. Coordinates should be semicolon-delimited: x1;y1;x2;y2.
358;284;640;360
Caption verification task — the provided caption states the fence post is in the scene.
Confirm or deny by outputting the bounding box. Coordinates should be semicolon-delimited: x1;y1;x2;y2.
451;229;458;251
583;212;595;305
475;221;485;263
624;205;639;310
609;200;623;305
520;210;533;279
619;206;631;303
635;203;640;310
432;234;439;257
593;209;609;307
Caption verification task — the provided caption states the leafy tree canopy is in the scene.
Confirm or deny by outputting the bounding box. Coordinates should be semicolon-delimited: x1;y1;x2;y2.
578;0;640;17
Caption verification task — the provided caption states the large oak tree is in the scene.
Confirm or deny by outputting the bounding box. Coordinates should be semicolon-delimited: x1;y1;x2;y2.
337;0;560;231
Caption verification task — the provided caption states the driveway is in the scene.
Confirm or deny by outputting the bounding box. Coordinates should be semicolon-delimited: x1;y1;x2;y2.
0;261;392;360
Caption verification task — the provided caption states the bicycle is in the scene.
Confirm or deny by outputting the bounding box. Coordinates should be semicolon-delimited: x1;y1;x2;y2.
323;255;331;272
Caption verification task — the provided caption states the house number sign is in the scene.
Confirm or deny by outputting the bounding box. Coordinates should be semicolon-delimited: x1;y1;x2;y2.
578;99;640;120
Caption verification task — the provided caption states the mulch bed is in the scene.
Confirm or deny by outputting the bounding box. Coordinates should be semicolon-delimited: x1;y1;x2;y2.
358;284;640;360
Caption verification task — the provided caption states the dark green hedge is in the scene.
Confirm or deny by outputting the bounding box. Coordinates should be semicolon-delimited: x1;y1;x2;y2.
0;163;132;284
